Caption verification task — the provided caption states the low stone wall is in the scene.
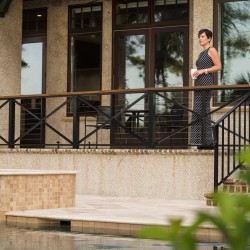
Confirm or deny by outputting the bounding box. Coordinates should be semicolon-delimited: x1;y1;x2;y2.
0;149;214;201
0;169;77;221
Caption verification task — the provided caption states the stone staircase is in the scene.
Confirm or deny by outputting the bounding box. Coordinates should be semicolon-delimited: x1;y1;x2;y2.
205;171;250;206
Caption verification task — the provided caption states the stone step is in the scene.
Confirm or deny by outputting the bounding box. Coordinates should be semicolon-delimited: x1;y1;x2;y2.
204;193;216;206
204;178;250;206
205;178;250;206
223;179;249;193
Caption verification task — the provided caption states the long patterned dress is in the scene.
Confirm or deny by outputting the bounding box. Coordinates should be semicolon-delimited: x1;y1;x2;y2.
190;47;214;146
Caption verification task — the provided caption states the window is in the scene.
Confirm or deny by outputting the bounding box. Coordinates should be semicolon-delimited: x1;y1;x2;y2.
68;4;102;114
23;9;47;36
215;0;250;102
115;1;149;26
113;1;189;147
154;0;188;22
114;0;189;28
21;9;47;147
70;5;102;31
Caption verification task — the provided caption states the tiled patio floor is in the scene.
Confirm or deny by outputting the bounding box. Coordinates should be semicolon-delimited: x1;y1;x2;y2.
5;195;222;242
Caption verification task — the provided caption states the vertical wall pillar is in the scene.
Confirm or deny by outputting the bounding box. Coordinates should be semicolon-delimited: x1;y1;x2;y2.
0;0;22;95
190;0;214;73
102;0;112;105
0;0;22;144
46;3;68;146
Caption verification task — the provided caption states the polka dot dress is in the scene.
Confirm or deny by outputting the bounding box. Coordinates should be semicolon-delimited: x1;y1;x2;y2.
190;47;214;146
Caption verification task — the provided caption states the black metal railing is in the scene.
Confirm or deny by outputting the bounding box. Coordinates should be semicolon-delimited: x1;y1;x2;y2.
213;91;250;191
1;84;249;190
0;85;249;152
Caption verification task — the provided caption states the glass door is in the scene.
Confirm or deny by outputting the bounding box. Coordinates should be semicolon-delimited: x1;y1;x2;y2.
151;27;188;147
21;38;46;147
113;26;188;147
113;30;149;146
114;29;149;106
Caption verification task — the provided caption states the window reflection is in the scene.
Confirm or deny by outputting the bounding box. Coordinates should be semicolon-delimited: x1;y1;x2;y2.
117;34;146;108
21;42;43;95
154;32;183;88
154;0;188;22
70;5;102;30
117;35;145;89
115;1;149;26
154;31;184;115
218;1;250;101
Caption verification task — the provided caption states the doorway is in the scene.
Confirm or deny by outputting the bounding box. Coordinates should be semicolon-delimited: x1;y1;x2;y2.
113;26;189;147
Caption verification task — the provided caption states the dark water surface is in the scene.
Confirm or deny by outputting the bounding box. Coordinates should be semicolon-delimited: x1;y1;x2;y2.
0;225;228;250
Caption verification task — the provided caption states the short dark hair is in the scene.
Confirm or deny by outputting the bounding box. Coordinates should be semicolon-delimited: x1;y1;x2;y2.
198;29;213;39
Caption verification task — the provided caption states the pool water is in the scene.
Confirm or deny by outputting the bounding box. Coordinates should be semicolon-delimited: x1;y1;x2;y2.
0;225;229;250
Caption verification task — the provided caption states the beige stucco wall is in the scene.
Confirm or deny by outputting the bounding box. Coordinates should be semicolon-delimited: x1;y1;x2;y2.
45;4;68;145
0;0;22;143
0;0;22;95
0;148;214;200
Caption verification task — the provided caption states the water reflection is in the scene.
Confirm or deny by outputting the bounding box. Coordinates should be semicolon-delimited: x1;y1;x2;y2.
0;225;227;250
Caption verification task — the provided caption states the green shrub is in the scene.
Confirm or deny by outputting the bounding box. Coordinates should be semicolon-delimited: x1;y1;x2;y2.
137;148;250;250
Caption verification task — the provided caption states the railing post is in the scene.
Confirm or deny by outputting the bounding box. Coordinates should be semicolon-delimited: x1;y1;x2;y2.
72;96;79;149
8;99;15;148
110;94;116;146
147;91;155;149
213;125;219;192
201;90;206;146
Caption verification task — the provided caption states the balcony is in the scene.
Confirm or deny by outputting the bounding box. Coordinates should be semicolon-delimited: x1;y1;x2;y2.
0;84;249;190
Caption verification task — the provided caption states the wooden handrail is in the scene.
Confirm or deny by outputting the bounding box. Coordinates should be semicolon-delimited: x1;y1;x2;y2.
1;84;250;100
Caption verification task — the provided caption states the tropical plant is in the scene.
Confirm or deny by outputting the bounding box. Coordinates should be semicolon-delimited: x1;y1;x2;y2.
137;148;250;250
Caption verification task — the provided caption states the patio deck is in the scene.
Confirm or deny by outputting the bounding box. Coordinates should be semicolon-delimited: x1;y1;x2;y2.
5;195;223;243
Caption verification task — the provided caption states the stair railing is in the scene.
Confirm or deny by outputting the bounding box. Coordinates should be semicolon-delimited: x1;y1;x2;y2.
213;92;250;191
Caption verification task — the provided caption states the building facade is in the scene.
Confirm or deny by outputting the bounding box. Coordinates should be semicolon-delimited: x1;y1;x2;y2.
0;0;249;148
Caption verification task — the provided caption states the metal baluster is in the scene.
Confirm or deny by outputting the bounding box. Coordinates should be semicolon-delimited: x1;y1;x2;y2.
72;96;79;149
8;99;15;148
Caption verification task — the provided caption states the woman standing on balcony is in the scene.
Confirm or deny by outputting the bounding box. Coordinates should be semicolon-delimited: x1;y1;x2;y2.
190;29;222;149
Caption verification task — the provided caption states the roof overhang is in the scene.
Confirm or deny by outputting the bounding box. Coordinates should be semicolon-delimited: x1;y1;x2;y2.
0;0;12;18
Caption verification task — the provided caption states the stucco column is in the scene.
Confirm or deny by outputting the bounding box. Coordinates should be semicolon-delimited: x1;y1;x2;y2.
102;0;112;91
45;4;68;146
0;0;22;95
190;0;214;80
46;4;68;94
0;0;22;144
102;0;112;106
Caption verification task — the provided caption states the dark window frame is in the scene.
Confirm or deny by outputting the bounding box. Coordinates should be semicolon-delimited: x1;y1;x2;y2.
67;4;103;116
213;0;250;105
113;26;189;89
69;3;102;34
21;11;47;147
22;8;47;38
113;0;189;30
213;0;248;84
